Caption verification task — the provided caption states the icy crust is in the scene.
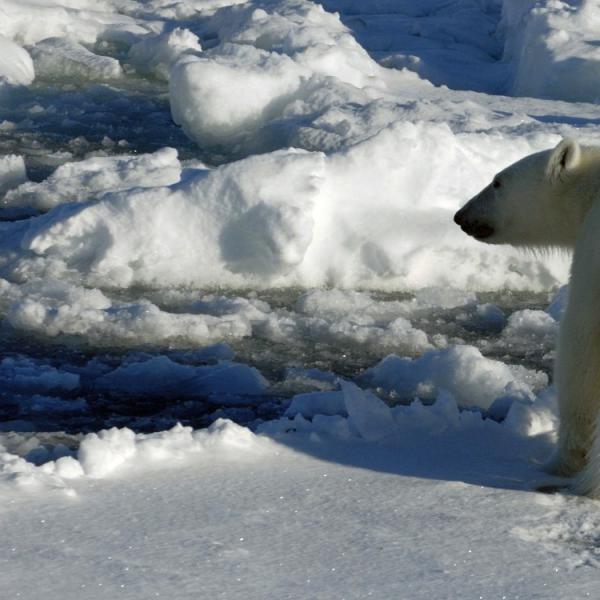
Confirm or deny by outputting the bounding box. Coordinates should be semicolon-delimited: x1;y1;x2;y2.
502;0;600;102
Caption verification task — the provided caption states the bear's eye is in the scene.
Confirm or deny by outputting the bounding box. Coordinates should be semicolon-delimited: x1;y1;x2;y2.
493;179;501;189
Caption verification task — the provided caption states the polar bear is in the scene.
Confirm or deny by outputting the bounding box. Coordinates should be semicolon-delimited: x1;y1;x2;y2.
454;139;600;496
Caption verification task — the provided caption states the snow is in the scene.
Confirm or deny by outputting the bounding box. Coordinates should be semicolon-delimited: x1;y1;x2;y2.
31;37;123;81
0;35;34;86
502;0;600;102
128;28;202;81
2;0;600;597
3;147;182;213
361;344;547;410
0;154;27;196
94;356;268;401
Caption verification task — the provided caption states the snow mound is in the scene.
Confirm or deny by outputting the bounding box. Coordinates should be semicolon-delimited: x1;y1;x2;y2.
0;154;27;197
501;309;558;354
0;34;34;85
4;149;324;288
170;44;308;147
361;345;548;411
502;0;600;101
169;0;427;148
128;28;202;81
77;420;272;479
0;420;273;493
262;378;552;442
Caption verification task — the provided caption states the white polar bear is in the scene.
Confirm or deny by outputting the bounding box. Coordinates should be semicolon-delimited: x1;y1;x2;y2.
454;139;600;497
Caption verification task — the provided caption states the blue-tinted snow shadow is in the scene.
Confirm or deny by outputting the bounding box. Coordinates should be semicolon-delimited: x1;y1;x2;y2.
265;425;559;494
531;114;600;127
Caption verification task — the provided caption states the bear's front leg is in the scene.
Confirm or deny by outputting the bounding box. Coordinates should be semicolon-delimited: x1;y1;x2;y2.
546;225;600;479
546;312;600;477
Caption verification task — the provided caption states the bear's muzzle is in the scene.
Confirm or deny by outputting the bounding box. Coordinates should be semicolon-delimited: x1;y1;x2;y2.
453;207;495;240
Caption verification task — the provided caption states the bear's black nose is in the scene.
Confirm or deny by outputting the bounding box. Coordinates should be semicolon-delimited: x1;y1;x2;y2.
454;208;467;227
453;208;494;240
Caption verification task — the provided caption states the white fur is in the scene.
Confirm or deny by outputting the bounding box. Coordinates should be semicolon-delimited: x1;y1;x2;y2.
455;139;600;497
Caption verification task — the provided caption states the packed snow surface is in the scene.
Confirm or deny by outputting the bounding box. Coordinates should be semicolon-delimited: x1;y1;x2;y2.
2;0;600;597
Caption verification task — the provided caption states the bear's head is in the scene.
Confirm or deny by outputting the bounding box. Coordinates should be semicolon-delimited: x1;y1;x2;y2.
454;139;583;247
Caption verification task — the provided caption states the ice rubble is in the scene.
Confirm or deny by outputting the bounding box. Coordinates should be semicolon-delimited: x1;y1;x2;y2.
30;37;123;81
3;147;182;212
0;373;557;494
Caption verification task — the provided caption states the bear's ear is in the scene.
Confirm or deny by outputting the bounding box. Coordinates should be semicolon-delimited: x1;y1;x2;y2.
546;139;581;184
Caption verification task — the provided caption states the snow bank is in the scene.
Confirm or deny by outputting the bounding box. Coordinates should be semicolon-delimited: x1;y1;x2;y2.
0;132;570;292
0;420;273;494
0;380;557;495
502;0;600;101
0;35;34;85
3;149;323;288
